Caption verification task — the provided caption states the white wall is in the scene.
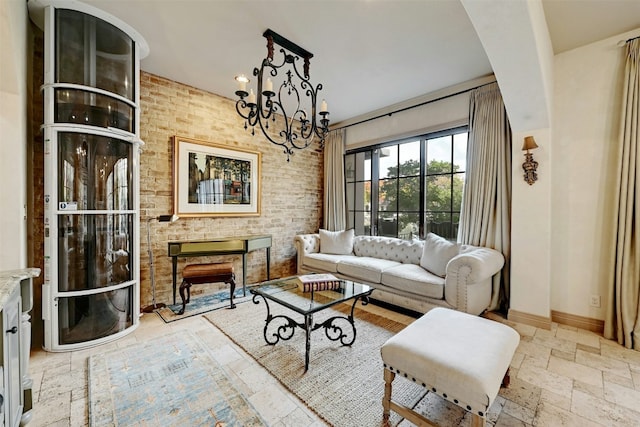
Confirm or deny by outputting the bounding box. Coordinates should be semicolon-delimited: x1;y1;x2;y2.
551;28;640;320
0;0;29;269
344;92;469;148
510;128;552;319
342;76;496;148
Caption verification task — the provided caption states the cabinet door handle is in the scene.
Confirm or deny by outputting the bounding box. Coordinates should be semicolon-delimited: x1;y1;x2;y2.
5;326;17;334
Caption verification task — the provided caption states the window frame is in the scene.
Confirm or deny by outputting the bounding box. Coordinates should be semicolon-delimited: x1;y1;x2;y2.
344;126;468;240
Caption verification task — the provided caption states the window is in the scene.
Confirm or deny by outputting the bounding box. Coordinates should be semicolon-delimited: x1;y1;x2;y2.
345;127;467;241
345;152;372;235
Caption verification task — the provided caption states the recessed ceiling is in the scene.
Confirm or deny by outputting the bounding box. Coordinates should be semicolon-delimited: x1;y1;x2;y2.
542;0;640;54
43;0;640;124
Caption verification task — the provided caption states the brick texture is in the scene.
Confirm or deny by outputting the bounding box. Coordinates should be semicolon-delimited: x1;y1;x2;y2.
138;72;323;307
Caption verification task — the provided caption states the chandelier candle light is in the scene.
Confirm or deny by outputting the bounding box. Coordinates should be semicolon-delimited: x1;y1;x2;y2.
235;29;330;161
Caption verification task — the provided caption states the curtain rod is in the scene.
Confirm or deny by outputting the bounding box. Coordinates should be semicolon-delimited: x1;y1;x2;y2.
618;35;640;47
331;81;496;132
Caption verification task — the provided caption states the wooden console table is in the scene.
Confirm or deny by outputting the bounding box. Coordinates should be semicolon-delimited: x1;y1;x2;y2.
167;235;271;304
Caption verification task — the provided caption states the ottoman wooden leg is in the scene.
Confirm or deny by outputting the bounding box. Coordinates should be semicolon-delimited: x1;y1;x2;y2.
471;414;486;427
501;368;511;388
382;369;394;427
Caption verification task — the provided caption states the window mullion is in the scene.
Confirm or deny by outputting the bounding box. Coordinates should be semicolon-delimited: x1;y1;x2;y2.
450;134;455;237
371;149;380;236
419;138;426;238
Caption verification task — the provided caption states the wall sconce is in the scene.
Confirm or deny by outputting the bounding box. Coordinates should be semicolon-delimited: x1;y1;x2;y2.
522;136;539;185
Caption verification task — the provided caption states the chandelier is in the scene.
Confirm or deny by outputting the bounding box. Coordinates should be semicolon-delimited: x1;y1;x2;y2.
235;29;330;161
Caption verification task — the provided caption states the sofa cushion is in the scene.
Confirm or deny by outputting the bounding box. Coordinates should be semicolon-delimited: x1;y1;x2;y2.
353;235;423;264
319;229;355;255
302;253;356;273
381;264;444;299
336;256;400;283
420;233;460;277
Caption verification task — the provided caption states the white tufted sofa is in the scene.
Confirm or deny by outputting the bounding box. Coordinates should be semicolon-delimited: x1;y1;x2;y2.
294;233;505;315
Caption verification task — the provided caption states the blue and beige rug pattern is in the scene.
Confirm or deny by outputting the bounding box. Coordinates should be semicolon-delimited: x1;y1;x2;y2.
156;287;254;323
88;331;265;426
155;281;287;322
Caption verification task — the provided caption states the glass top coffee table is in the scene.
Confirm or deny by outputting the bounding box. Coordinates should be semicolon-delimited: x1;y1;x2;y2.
249;276;373;371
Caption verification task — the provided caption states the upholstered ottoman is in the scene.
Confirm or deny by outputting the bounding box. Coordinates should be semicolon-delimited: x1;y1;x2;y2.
179;262;236;315
380;307;520;427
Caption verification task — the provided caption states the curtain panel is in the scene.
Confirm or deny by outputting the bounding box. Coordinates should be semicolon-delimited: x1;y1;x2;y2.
458;82;512;312
323;129;347;231
605;38;640;350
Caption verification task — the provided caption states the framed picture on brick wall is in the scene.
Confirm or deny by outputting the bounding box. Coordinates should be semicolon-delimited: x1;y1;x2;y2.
172;136;261;217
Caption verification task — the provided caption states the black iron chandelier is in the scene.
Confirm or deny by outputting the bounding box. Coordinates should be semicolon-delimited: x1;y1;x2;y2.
235;29;330;161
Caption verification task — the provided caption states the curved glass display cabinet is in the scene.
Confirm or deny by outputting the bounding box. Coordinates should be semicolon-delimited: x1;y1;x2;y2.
29;0;149;351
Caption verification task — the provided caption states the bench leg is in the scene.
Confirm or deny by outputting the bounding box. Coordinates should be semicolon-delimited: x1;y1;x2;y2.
382;369;394;427
227;274;237;309
178;280;191;315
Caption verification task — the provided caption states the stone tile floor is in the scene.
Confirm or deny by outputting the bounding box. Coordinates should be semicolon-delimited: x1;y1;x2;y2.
27;303;640;426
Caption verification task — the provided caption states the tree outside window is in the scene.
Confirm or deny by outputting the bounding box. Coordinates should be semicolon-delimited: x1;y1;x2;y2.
345;128;467;240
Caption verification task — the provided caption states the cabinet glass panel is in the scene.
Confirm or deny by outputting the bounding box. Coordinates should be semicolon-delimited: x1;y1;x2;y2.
55;88;133;132
56;9;134;100
57;286;134;345
58;214;133;291
58;132;132;211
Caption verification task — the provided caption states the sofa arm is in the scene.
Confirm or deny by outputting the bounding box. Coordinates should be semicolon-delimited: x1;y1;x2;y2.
294;234;320;274
447;247;504;282
444;247;505;314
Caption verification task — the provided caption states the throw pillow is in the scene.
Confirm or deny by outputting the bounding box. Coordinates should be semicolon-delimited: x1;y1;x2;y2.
319;229;355;255
420;232;460;277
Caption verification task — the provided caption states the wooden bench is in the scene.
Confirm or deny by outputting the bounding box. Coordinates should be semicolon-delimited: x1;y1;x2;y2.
178;262;236;315
380;307;520;427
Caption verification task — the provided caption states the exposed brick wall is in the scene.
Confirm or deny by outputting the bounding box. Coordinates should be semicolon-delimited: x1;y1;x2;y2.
29;26;45;348
138;72;324;307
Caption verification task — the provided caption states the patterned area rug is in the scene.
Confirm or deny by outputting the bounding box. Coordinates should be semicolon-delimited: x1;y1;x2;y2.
88;331;265;426
204;299;428;427
156;286;253;323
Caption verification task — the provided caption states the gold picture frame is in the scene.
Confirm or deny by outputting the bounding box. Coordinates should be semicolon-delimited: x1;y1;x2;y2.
172;136;261;217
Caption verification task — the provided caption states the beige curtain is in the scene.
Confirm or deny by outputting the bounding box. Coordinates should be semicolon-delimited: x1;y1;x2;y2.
605;38;640;350
323;129;346;231
458;82;512;312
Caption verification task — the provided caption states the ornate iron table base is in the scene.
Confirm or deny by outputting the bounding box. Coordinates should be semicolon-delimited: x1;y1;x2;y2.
251;292;370;371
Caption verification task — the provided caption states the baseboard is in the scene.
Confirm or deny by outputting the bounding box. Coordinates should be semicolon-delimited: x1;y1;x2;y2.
507;309;552;330
551;310;604;334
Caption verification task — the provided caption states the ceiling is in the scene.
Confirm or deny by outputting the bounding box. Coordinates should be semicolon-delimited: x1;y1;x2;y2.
55;0;640;125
